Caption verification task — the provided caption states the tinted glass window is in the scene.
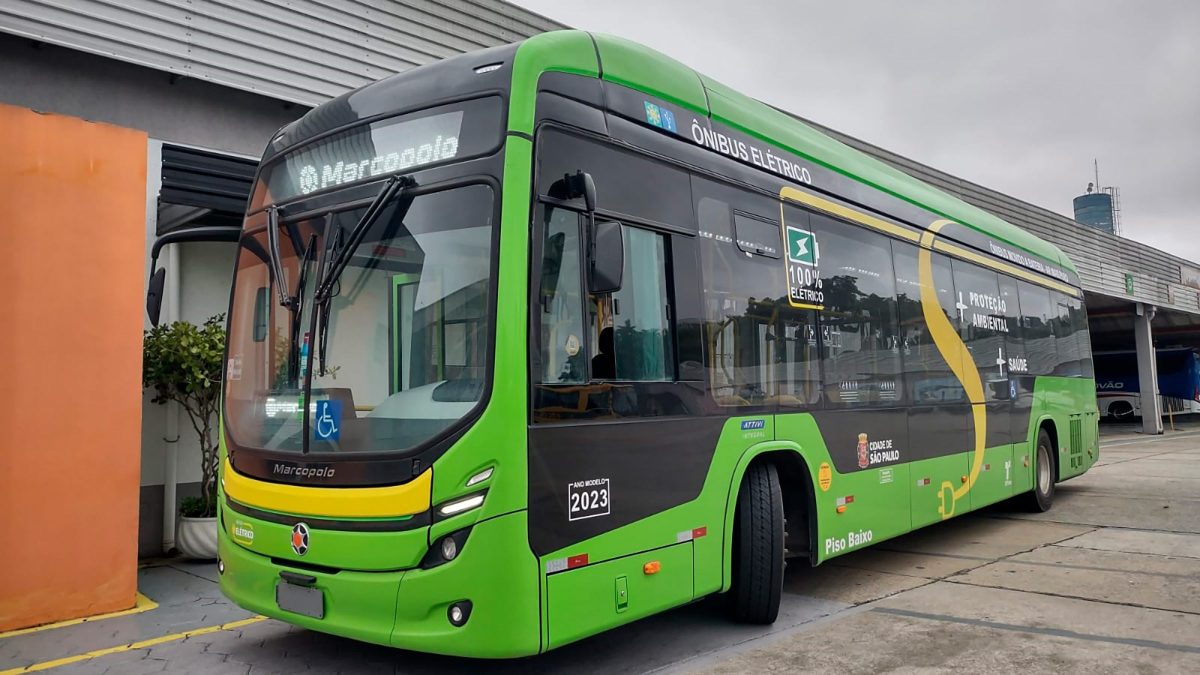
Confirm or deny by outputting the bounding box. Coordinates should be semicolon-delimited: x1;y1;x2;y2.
894;243;965;404
1071;294;1094;379
589;226;673;381
952;261;1010;401
997;275;1028;382
537;129;694;228
811;212;902;406
1052;291;1085;377
536;207;586;384
696;178;819;407
734;212;782;258
1017;282;1057;376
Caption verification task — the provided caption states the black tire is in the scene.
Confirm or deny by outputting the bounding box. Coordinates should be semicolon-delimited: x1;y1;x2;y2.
1025;428;1056;512
728;462;784;624
1109;400;1134;421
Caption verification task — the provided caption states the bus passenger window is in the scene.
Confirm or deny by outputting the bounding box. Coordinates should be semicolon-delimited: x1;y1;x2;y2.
588;225;673;382
537;207;586;384
952;261;1010;401
894;243;964;404
812;213;902;406
1017;282;1057;376
696;187;789;407
1052;291;1087;378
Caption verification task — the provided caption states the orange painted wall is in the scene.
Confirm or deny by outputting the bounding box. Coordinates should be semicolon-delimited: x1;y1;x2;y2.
0;104;147;631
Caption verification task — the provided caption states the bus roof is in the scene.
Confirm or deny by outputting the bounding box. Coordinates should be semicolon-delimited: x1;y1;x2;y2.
514;31;1075;275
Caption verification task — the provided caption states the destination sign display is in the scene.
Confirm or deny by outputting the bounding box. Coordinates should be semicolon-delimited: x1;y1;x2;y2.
254;96;502;207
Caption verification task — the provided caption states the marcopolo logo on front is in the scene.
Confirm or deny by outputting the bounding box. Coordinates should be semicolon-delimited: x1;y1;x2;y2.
271;461;336;480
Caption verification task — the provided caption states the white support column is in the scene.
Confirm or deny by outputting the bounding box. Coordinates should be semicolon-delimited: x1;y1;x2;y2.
1134;303;1163;434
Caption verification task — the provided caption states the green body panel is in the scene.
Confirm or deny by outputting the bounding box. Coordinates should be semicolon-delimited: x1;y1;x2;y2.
592;34;709;116
546;542;694;649
507;31;599;135
223;506;426;570
218;510;541;657
219;525;404;648
390;512;540;657
423;135;534;525
971;443;1017;510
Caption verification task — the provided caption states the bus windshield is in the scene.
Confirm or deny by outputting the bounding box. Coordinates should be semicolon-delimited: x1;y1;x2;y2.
223;182;495;457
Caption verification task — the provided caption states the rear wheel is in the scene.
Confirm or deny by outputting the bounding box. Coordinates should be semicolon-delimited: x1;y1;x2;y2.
728;462;784;624
1109;400;1134;420
1025;428;1056;512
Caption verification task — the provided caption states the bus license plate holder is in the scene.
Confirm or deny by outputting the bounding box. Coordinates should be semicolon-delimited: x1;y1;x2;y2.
276;581;324;619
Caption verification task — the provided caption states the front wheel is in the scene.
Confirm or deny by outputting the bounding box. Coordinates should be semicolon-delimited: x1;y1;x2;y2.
728;462;784;624
1025;428;1056;512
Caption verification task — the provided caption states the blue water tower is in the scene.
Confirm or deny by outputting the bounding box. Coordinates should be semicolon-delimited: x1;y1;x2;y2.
1074;189;1115;234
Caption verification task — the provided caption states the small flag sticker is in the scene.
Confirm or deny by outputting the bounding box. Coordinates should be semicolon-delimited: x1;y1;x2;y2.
643;101;677;132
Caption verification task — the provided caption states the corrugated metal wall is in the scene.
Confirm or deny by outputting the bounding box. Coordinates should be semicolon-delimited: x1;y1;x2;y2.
0;0;565;106
2;1;1193;314
801;117;1199;314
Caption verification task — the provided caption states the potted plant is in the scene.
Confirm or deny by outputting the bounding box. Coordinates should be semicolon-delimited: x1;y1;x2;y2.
143;314;225;559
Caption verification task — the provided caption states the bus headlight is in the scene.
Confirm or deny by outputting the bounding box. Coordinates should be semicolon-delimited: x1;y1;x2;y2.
436;491;486;518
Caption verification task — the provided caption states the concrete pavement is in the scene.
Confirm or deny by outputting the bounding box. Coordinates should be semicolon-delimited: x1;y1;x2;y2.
2;423;1197;673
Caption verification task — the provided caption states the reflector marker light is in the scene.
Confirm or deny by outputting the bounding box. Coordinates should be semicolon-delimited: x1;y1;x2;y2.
983;463;991;471
836;495;854;507
676;526;708;543
546;553;589;574
643;561;661;575
916;478;931;487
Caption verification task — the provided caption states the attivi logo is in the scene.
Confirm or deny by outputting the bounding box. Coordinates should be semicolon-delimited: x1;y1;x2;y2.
741;419;766;430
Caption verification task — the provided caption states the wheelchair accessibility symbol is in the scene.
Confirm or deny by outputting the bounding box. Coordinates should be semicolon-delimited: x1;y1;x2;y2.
314;399;341;441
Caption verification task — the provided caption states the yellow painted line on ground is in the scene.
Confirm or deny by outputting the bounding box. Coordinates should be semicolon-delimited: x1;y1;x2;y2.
0;593;158;639
0;616;267;674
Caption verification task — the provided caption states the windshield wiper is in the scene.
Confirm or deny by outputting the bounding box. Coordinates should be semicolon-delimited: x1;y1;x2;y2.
286;233;318;383
313;174;414;304
265;206;294;308
315;226;342;377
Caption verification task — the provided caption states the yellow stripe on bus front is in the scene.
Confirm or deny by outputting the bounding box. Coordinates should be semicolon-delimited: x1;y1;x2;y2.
222;459;431;518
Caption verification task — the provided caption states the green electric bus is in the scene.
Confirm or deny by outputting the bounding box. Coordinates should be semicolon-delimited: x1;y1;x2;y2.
212;30;1099;657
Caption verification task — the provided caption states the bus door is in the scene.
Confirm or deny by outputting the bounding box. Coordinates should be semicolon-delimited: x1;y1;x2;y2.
954;262;1018;510
895;246;971;527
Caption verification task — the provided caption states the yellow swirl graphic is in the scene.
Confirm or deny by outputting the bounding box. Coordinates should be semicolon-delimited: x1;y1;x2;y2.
918;221;986;519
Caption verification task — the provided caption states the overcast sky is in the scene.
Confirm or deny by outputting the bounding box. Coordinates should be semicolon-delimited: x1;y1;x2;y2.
513;0;1200;264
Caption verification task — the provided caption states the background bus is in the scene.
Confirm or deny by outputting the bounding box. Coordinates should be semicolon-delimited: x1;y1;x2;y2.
1095;348;1200;419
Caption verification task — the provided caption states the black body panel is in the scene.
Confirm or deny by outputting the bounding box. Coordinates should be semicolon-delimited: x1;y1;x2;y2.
527;416;726;556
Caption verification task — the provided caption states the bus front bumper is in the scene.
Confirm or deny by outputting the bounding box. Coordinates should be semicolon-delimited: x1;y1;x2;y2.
217;510;541;658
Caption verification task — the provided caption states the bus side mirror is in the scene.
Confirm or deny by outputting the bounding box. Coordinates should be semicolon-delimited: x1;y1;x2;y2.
147;267;166;327
589;220;624;295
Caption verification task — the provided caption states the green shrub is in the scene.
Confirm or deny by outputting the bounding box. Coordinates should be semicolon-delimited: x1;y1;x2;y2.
143;314;225;519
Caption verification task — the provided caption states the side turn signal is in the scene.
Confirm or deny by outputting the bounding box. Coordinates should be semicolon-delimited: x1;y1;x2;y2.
643;561;661;575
